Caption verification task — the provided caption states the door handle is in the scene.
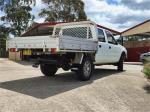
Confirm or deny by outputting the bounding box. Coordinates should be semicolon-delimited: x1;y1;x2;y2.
109;46;111;49
99;45;102;48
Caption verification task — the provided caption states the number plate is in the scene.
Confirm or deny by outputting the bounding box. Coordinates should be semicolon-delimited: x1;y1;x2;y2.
23;50;32;55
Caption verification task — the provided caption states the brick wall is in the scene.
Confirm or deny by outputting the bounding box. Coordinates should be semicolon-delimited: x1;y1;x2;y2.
124;40;150;62
124;40;150;48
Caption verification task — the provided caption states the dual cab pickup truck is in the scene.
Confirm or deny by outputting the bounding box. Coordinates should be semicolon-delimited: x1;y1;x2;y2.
7;21;127;81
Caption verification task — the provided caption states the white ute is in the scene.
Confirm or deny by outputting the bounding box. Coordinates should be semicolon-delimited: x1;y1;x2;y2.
7;21;127;81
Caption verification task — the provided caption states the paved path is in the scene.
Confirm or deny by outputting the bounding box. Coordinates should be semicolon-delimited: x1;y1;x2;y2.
0;58;150;112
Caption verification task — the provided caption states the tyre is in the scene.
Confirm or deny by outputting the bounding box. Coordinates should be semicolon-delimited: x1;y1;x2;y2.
40;64;58;76
77;57;94;81
117;54;125;71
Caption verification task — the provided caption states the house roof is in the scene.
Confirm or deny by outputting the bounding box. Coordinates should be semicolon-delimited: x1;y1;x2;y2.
21;21;120;36
121;19;150;36
21;22;60;36
97;24;120;35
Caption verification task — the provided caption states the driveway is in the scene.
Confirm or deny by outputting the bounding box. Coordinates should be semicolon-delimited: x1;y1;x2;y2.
0;58;150;112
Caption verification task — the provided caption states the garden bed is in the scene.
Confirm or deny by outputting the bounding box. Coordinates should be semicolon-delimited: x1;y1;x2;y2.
143;63;150;80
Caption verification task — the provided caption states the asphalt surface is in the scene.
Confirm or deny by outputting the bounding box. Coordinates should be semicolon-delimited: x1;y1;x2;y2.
0;58;150;112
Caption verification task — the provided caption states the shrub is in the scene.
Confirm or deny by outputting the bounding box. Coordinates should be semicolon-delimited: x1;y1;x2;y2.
143;63;150;79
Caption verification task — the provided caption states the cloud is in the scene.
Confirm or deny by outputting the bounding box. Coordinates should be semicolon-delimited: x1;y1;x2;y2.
0;11;5;25
0;11;5;16
120;0;150;10
83;0;150;31
34;16;45;23
1;0;150;32
31;0;47;23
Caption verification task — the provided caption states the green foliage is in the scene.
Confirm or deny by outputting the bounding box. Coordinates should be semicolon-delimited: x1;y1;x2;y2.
143;63;150;79
0;0;36;8
0;25;10;40
0;25;11;49
0;0;35;36
39;0;87;22
0;25;10;57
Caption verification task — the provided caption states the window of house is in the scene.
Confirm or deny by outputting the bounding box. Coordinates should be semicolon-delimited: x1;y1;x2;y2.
24;27;54;36
38;27;54;36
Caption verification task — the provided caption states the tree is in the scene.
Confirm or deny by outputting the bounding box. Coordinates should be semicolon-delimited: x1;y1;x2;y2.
0;25;10;57
0;25;10;46
0;0;35;7
0;0;35;36
39;0;87;22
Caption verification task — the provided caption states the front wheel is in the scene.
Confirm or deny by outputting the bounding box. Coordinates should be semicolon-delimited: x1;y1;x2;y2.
40;64;58;76
117;54;125;71
77;57;94;81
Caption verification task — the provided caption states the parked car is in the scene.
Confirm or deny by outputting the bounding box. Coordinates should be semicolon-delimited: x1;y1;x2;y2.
140;52;150;63
7;21;127;81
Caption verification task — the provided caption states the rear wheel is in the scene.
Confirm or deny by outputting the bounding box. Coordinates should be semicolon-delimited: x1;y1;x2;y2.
117;54;125;71
77;57;94;81
40;64;58;76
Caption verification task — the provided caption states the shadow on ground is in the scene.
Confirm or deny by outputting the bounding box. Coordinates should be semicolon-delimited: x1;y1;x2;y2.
12;60;33;66
0;68;122;99
124;62;143;66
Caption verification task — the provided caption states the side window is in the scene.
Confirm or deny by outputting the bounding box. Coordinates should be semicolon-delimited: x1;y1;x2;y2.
106;31;117;44
97;29;105;42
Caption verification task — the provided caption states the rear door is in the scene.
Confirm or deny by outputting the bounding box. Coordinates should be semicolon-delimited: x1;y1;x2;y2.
95;28;110;64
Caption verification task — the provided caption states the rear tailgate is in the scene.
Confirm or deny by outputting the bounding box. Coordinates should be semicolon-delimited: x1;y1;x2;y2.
7;36;58;50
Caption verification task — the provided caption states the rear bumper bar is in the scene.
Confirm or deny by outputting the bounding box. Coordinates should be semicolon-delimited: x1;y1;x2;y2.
30;58;58;65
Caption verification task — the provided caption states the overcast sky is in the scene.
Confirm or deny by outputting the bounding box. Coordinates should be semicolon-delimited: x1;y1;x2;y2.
1;0;150;32
83;0;150;31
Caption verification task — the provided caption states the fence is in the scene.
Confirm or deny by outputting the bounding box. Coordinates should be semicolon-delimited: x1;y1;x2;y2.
124;40;150;62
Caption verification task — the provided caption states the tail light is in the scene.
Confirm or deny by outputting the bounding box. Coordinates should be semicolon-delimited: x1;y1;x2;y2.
9;48;16;52
50;48;57;54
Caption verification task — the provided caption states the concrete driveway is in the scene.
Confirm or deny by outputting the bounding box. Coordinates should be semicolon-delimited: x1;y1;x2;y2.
0;58;150;112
